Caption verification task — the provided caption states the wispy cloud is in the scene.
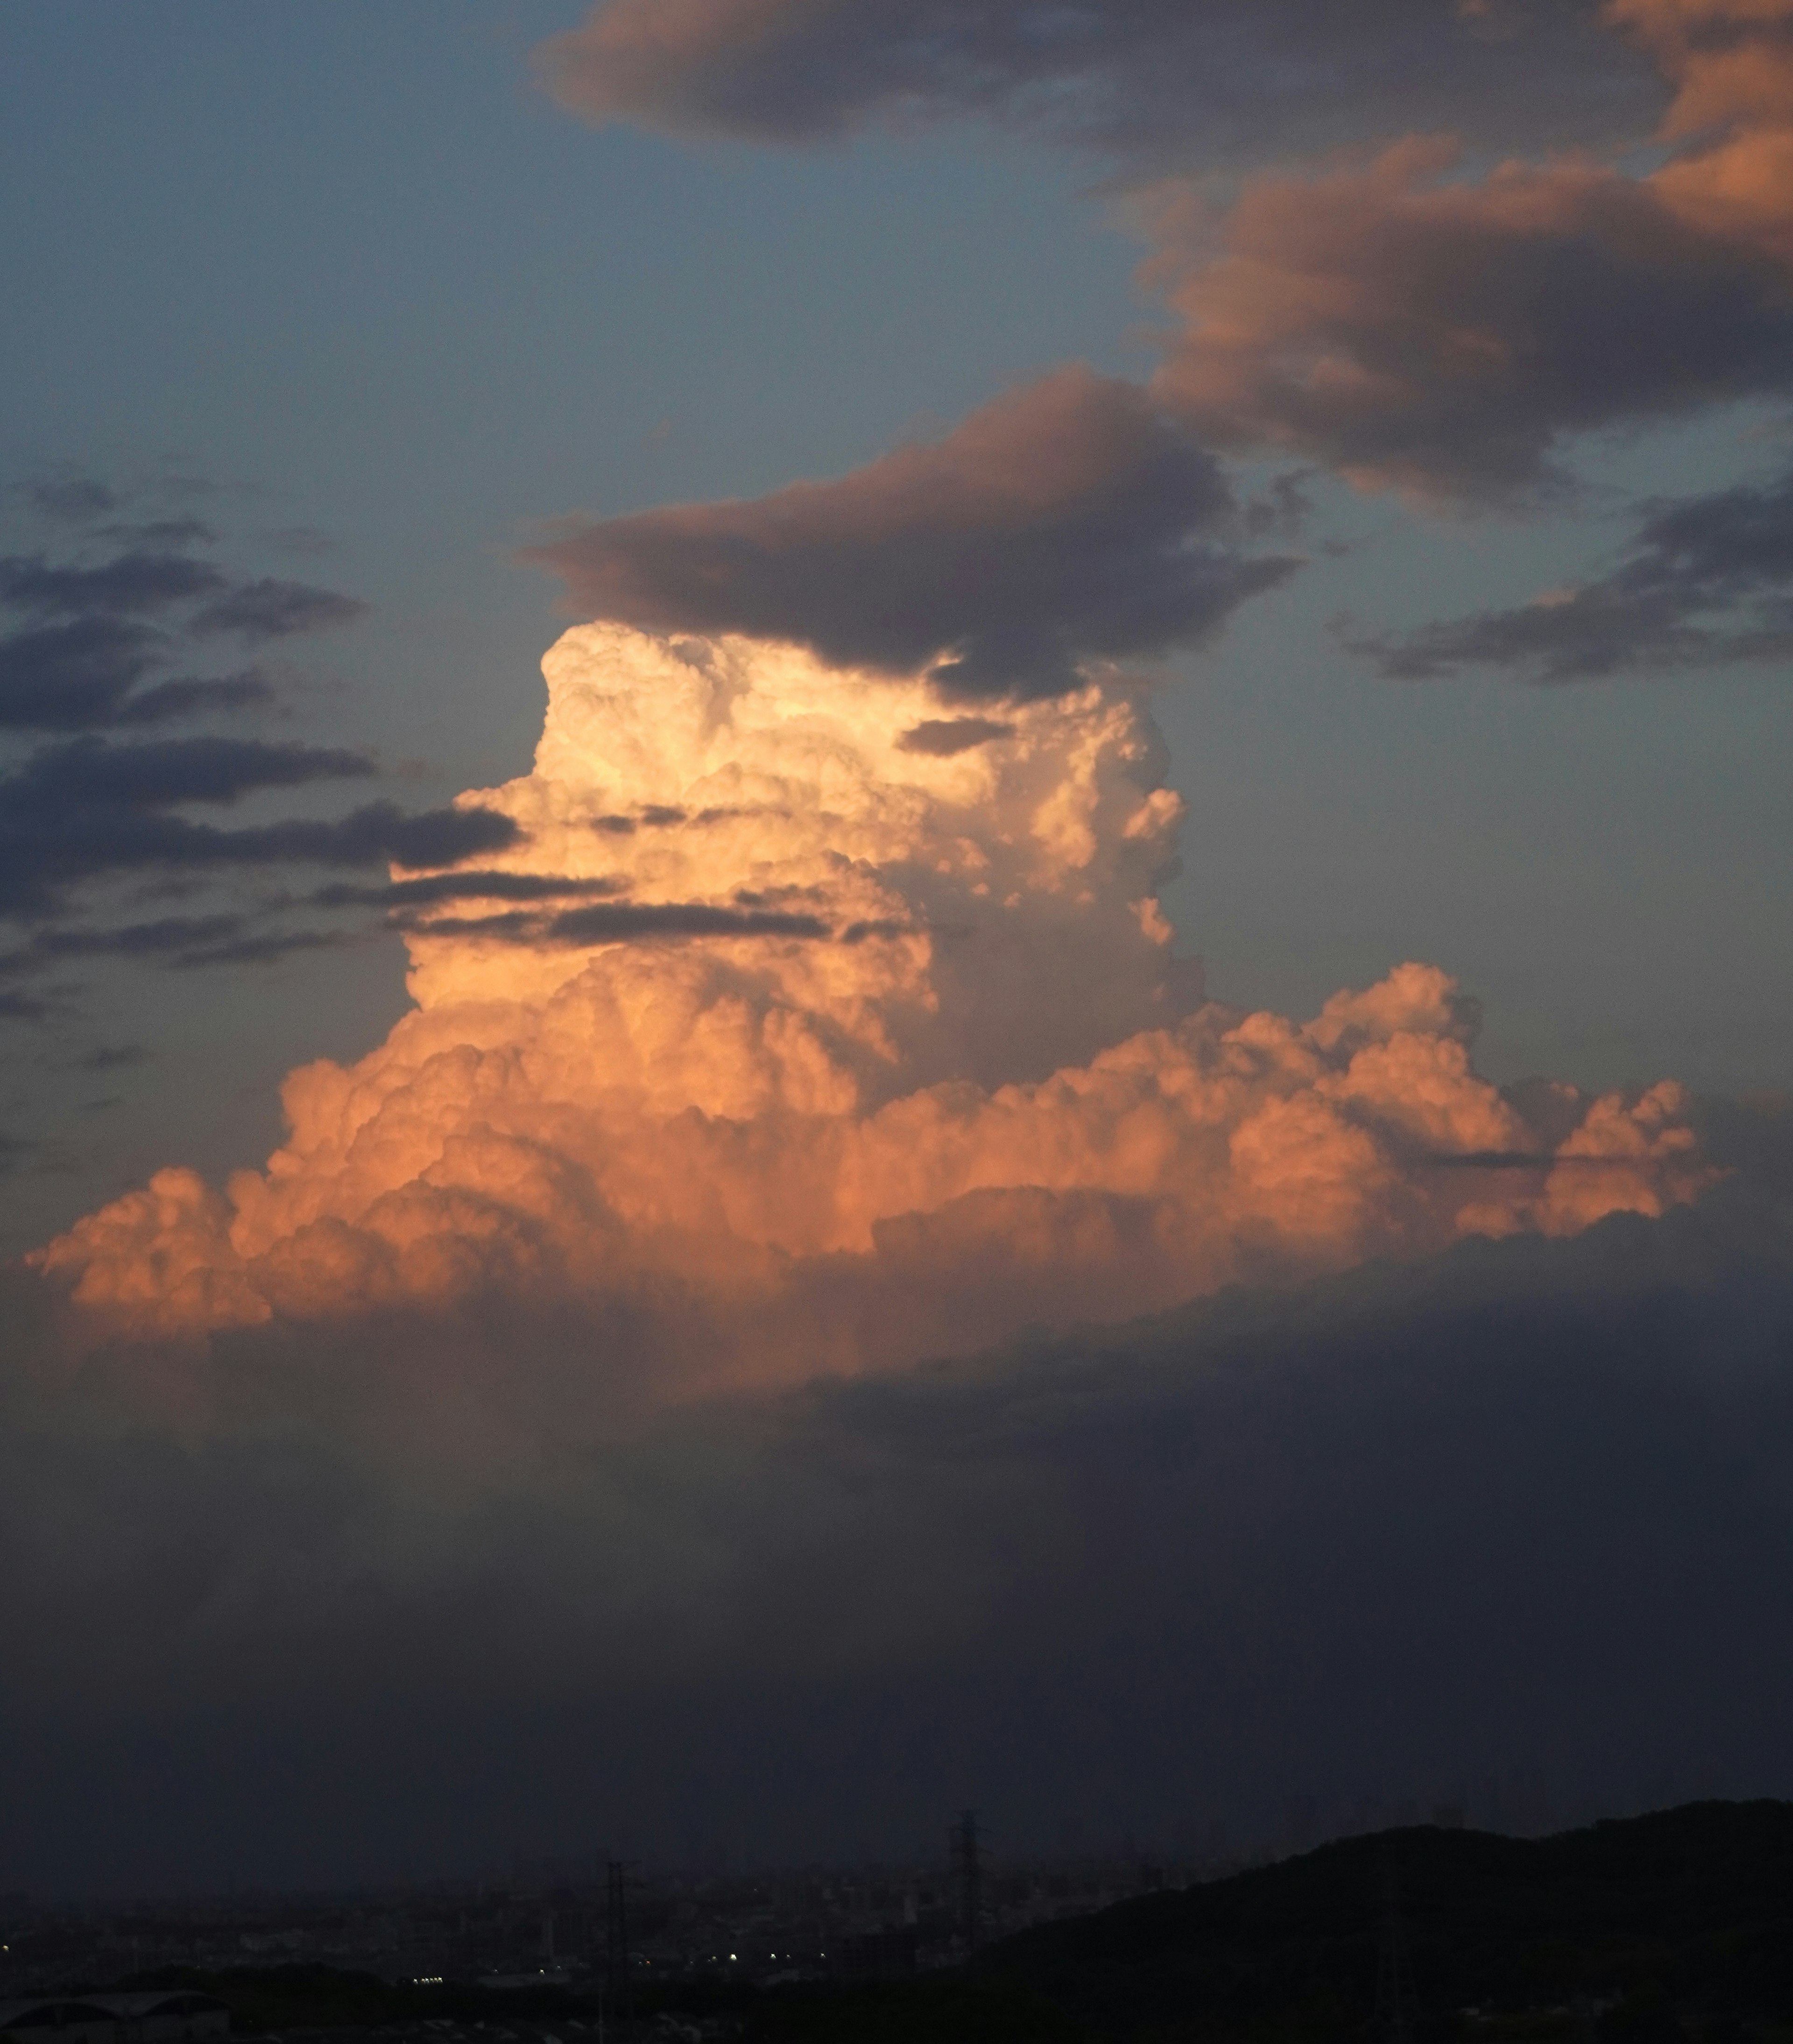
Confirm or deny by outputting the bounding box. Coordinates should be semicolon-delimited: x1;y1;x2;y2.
0;486;366;732
0;474;522;1012
1350;463;1793;681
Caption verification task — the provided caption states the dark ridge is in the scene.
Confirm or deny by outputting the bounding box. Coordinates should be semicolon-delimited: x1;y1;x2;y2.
971;1800;1793;2040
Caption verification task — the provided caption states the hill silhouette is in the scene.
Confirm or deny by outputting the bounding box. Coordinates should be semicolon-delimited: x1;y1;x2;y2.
960;1800;1793;2041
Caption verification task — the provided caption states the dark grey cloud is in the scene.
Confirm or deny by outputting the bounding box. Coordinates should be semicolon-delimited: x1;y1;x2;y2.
2;1139;1792;1888
530;368;1297;699
169;926;352;969
549;899;832;941
99;515;218;550
0;737;520;918
0;472;489;999
537;0;1659;166
0;616;161;730
1354;465;1793;681
5;733;371;811
0;492;366;730
0;736;364;917
191;577;369;642
0;637;275;734
112;671;278;724
308;801;524;872
25;913;248;961
7;914;346;973
405;898;834;944
0;548;227;617
314;869;628;910
897;716;1015;755
23;473;116;525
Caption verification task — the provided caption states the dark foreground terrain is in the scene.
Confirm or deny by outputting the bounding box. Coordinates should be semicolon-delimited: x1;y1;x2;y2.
963;1798;1793;2043
85;1802;1793;2044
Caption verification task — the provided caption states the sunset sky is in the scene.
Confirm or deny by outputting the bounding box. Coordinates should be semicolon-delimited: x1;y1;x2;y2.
2;0;1792;1892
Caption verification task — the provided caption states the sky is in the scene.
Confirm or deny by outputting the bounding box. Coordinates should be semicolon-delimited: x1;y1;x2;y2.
1;0;1792;1893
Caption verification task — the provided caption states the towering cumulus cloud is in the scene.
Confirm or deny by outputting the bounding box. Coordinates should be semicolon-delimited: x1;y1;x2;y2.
34;626;1708;1387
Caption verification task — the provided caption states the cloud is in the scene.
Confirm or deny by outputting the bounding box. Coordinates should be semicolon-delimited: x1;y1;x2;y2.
22;472;117;524
0;737;519;918
536;0;1661;164
1146;139;1793;499
29;626;1711;1361
531;1;1793;669
312;869;632;911
381;897;840;946
112;671;279;724
547;898;832;940
0;548;228;616
2;1156;1791;1886
0;500;366;730
0;474;515;1008
529;369;1295;699
1140;2;1793;497
25;913;250;960
190;577;369;641
897;717;1016;756
6;914;351;973
3;622;1779;1886
169;926;353;969
1352;460;1793;680
307;800;525;872
0;616;164;730
6;733;374;810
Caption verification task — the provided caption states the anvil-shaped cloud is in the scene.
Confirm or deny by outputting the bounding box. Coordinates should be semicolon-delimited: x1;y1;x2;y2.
32;625;1710;1388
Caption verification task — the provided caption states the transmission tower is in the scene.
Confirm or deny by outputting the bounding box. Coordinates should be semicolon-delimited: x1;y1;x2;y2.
1373;1855;1419;2044
949;1810;983;1957
605;1859;634;2016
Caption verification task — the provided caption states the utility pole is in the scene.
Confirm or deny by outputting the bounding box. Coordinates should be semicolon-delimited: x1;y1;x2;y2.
1373;1854;1419;2044
949;1811;983;1958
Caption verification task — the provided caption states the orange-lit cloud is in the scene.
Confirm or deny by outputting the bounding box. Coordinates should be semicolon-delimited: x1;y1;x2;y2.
536;0;1664;165
1144;0;1793;495
31;626;1713;1383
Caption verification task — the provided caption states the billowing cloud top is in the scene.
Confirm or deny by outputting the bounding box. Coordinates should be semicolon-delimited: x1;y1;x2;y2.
34;626;1709;1387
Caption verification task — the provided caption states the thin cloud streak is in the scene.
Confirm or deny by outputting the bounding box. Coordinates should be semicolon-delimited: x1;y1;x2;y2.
1352;462;1793;680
